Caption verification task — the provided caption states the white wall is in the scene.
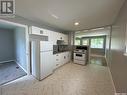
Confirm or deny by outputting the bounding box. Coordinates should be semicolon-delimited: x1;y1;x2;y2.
14;27;27;71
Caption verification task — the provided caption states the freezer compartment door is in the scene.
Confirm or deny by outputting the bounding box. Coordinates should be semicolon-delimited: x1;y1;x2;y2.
40;51;54;80
40;41;53;52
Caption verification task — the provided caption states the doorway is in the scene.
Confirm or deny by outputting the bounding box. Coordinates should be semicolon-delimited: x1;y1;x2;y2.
74;27;111;66
0;20;29;85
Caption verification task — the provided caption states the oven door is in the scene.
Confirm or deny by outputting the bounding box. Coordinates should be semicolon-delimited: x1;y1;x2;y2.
74;53;85;61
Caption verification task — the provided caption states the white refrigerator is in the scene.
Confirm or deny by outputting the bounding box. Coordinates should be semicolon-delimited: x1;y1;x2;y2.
31;41;54;80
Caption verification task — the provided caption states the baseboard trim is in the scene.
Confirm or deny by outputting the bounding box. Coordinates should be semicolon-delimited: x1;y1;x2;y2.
14;60;28;74
108;67;117;94
0;60;15;64
1;75;28;87
105;57;116;94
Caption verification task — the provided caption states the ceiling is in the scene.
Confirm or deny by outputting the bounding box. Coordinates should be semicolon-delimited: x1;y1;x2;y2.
15;0;125;32
75;27;110;38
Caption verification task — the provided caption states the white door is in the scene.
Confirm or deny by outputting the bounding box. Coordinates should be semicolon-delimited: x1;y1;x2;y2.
40;51;53;80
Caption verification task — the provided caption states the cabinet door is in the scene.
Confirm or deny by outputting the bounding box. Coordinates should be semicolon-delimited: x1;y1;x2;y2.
53;54;61;69
63;34;68;44
61;53;66;65
58;33;68;44
31;26;42;35
67;51;71;63
41;29;50;36
61;52;69;64
47;30;53;42
58;33;63;40
31;26;50;36
51;32;60;45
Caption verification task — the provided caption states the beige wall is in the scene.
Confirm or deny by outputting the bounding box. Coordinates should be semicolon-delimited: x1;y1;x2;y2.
109;1;127;93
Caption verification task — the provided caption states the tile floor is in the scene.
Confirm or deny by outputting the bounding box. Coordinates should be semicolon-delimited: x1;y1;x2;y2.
0;62;114;95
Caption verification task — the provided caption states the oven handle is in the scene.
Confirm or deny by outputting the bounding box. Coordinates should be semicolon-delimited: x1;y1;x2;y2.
75;54;83;57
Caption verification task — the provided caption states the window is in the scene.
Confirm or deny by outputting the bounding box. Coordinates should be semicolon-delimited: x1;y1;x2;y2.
82;39;89;45
90;37;104;48
75;39;81;45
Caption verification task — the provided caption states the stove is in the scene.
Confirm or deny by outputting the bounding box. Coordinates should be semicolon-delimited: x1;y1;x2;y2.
73;46;88;65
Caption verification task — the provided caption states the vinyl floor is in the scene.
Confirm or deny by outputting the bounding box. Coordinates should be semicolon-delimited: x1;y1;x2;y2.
1;62;114;95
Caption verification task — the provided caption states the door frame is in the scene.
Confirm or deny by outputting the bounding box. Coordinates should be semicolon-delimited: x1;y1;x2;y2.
0;19;30;75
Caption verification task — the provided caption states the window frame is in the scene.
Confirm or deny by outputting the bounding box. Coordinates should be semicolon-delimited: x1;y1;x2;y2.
74;35;106;49
75;37;81;45
90;36;106;49
81;36;106;49
82;38;89;45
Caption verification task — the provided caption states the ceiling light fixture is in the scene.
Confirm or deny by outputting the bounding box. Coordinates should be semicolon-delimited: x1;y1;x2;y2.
48;10;59;19
74;22;79;26
51;14;59;19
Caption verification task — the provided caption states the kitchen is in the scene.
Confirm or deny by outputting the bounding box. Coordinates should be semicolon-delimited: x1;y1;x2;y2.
30;26;89;80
